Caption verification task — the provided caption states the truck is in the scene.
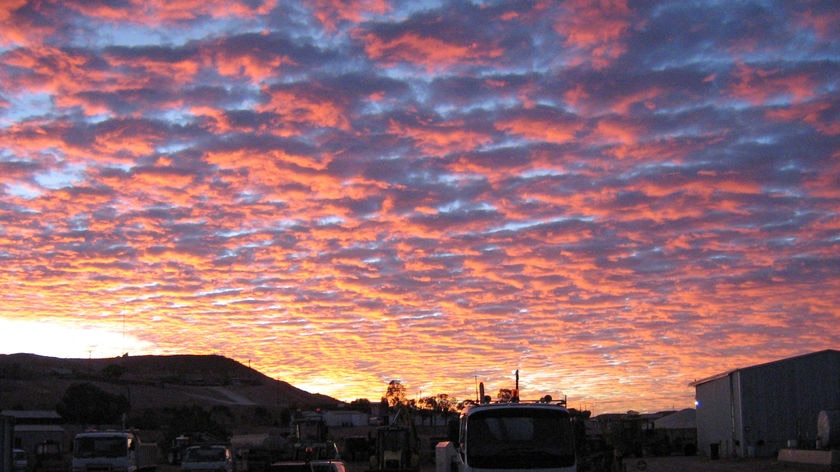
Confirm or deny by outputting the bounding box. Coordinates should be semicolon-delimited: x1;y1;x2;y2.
435;378;577;472
180;444;234;472
289;412;339;461
71;431;158;472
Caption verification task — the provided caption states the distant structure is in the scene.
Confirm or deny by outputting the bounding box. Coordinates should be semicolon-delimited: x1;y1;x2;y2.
0;410;65;452
691;349;840;459
653;408;697;455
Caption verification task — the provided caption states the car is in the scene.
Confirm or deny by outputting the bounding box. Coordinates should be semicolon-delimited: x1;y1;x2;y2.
310;460;346;472
268;460;346;472
268;461;311;472
180;445;234;472
13;448;28;472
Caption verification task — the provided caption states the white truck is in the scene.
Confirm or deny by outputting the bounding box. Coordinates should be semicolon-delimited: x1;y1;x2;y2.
72;431;158;472
436;384;577;472
180;445;234;472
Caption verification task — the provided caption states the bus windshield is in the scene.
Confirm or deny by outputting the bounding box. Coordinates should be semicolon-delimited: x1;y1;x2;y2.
466;407;575;469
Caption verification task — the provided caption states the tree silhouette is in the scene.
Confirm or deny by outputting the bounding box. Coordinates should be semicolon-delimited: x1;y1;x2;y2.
497;388;513;402
383;380;407;407
160;405;231;447
56;383;130;424
348;398;372;414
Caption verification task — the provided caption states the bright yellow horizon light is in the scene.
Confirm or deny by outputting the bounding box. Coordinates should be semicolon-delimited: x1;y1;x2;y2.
0;319;154;359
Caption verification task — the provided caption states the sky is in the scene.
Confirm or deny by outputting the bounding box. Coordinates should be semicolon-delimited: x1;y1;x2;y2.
1;0;839;414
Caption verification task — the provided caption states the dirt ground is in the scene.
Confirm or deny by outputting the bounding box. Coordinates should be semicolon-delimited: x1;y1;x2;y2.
155;451;833;472
612;455;832;472
404;455;833;472
155;456;832;472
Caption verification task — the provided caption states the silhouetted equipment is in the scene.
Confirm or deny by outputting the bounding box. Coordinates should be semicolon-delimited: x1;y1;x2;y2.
368;405;419;472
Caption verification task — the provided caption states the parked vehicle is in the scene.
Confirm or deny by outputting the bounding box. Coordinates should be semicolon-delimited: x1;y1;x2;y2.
71;431;158;472
436;375;577;472
268;460;346;472
34;441;64;472
268;462;311;472
310;460;346;472
13;448;28;472
289;412;339;461
180;445;234;472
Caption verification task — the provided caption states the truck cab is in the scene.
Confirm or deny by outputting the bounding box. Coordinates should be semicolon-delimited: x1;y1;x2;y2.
437;400;577;472
180;445;233;472
72;431;157;472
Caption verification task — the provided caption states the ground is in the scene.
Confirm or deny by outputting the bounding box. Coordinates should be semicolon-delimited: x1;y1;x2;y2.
615;455;832;472
157;454;832;472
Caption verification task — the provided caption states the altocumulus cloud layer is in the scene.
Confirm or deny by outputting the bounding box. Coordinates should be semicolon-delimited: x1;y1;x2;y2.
1;0;839;412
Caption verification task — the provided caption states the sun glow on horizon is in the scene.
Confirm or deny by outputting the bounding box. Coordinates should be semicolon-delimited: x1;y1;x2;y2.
0;319;155;359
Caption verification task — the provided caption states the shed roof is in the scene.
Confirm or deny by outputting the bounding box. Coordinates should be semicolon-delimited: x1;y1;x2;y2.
689;349;840;387
653;408;696;430
1;410;62;420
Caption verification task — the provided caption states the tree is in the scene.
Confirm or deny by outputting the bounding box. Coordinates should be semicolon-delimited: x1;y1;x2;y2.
348;398;372;414
416;394;458;426
434;393;457;413
161;405;231;446
497;388;513;402
383;380;407;407
416;396;437;412
56;383;130;424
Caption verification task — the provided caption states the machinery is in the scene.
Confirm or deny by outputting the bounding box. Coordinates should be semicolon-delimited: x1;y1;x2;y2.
369;405;420;472
290;411;339;461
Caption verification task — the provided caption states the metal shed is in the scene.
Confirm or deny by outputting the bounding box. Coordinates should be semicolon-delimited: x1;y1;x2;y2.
691;349;840;459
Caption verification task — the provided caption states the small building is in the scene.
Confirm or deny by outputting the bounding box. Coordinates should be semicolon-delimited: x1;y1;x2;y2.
0;410;66;453
322;410;368;427
653;408;697;455
691;349;840;459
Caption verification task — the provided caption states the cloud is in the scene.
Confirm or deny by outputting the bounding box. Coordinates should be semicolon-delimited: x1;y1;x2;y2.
0;0;838;413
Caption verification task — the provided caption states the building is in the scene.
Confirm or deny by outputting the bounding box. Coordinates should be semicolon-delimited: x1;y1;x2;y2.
653;408;697;455
691;349;840;459
0;410;66;452
2;408;66;471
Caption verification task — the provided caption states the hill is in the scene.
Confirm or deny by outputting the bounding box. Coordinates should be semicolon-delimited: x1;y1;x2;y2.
0;353;341;413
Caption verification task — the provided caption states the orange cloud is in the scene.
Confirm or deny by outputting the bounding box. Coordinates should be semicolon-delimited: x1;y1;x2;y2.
310;0;391;31
258;86;351;132
554;0;633;69
69;0;276;25
359;31;503;73
729;63;818;105
0;0;35;46
388;118;494;155
495;110;584;145
795;6;840;40
766;101;840;136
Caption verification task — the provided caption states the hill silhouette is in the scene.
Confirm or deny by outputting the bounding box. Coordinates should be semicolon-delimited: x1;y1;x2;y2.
0;353;341;413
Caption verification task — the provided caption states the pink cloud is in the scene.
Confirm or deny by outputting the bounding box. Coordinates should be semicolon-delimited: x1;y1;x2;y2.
358;30;504;73
554;0;633;69
729;63;818;105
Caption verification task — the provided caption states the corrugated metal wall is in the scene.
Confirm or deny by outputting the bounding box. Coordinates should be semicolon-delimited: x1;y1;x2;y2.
694;350;840;459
